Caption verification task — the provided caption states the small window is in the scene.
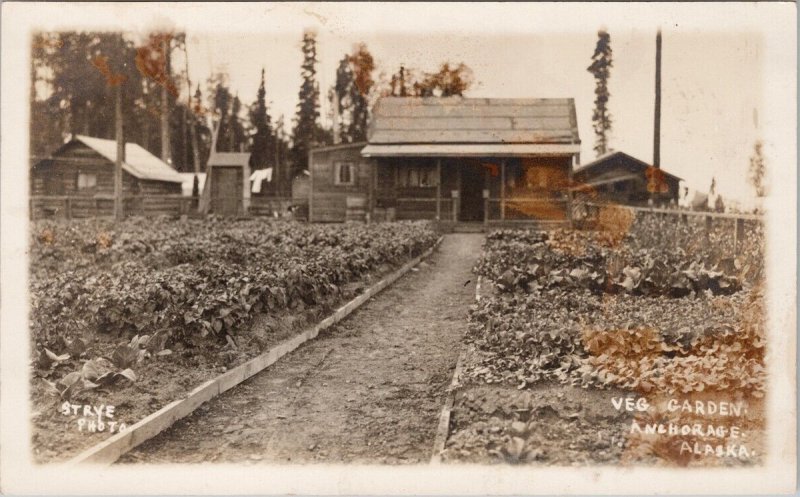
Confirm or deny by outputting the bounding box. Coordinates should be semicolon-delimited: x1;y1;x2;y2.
334;162;355;186
77;173;97;190
398;165;438;188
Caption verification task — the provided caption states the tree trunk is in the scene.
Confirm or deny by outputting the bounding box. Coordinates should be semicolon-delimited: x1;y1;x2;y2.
114;84;124;221
189;113;201;174
160;35;171;164
183;43;202;174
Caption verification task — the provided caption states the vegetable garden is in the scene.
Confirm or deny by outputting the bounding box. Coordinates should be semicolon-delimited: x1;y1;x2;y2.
443;209;766;466
28;208;768;467
29;218;438;462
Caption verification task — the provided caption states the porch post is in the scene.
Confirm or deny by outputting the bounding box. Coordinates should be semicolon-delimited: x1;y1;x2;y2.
369;159;376;224
454;165;462;222
500;159;506;221
435;158;442;221
483;167;489;227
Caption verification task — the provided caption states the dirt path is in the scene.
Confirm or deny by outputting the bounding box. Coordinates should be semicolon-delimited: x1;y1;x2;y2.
119;233;484;465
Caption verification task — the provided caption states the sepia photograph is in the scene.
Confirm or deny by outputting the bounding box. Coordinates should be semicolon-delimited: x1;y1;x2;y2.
0;2;796;494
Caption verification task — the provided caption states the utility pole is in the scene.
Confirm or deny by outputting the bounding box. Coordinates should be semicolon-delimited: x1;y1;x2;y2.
114;83;125;221
653;28;662;169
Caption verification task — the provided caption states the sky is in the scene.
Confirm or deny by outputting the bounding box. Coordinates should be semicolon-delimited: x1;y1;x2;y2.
28;3;790;206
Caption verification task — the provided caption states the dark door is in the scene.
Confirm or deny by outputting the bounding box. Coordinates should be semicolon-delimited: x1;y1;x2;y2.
460;163;484;221
212;167;241;215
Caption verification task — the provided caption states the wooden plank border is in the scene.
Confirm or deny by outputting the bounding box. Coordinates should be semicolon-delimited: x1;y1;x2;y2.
430;275;480;464
68;236;443;465
430;351;464;464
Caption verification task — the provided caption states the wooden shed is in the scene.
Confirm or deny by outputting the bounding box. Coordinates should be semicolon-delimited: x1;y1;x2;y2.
571;151;682;206
202;152;251;216
308;97;582;224
31;135;183;218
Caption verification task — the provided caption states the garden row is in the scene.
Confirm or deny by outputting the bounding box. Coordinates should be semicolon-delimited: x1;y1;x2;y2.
443;212;765;465
29;218;439;462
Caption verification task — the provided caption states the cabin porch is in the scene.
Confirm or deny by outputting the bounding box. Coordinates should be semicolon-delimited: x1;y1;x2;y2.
371;156;573;224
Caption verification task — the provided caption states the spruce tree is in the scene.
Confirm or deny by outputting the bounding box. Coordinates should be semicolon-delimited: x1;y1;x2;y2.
250;68;273;170
291;30;321;178
334;56;354;143
209;73;232;152
587;30;613;157
230;93;247;152
348;43;375;142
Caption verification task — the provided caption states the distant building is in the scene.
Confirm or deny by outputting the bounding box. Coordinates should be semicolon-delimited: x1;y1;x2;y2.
31;135;183;197
202;152;251;216
572;151;682;206
30;135;184;219
308;97;582;223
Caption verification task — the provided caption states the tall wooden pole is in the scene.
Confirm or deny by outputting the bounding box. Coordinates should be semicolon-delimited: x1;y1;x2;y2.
114;84;124;221
653;28;662;169
161;35;172;165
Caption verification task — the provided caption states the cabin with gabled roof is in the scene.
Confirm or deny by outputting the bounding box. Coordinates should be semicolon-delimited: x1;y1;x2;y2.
572;150;682;206
308;96;582;225
30;134;184;218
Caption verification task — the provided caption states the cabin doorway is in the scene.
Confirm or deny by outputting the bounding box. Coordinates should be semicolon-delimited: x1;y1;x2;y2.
459;162;484;222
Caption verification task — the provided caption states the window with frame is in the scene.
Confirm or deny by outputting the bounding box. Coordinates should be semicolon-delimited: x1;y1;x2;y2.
398;165;438;188
77;172;97;191
334;161;355;186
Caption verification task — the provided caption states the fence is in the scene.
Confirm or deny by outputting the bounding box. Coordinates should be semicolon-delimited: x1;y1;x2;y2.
484;197;570;223
580;201;763;253
387;196;570;223
30;195;307;221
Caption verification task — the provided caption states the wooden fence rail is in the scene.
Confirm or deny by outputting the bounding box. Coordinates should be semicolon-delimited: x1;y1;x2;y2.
582;201;763;252
30;195;307;221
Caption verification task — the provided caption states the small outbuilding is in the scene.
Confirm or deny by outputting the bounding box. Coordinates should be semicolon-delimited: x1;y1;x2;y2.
571;150;682;206
201;152;251;216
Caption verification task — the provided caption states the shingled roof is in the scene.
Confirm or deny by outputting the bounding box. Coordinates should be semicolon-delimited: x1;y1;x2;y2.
361;97;580;157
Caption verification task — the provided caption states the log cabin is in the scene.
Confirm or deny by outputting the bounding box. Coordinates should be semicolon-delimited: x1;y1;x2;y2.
308;97;582;225
571;150;682;206
31;135;184;218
